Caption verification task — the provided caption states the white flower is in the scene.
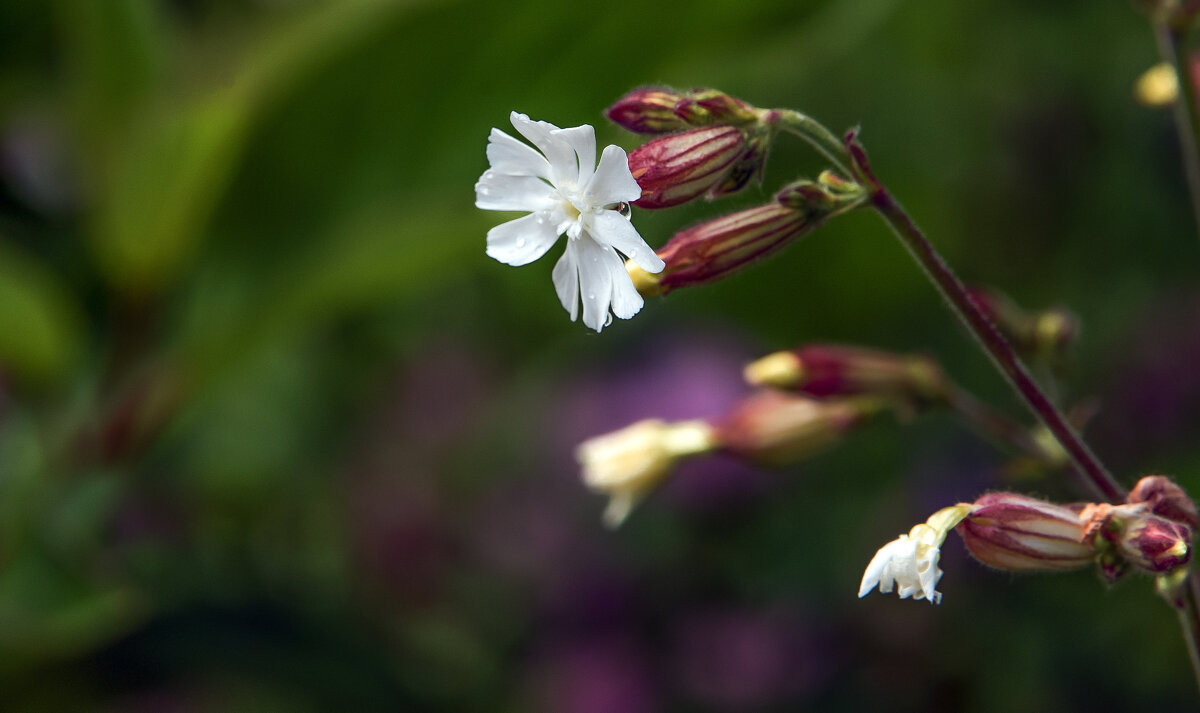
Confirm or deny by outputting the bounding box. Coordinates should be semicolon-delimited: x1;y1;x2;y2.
577;419;715;528
857;525;945;604
857;504;971;605
476;112;665;332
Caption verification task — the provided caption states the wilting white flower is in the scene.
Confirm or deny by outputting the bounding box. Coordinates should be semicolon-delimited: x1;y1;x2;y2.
858;504;971;605
476;112;665;332
577;419;715;527
858;526;945;604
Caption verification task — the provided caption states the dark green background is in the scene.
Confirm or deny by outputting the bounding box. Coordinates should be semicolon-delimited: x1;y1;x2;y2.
0;0;1196;710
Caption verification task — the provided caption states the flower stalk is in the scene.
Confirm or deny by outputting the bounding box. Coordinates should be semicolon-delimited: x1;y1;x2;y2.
845;136;1125;504
1152;18;1200;240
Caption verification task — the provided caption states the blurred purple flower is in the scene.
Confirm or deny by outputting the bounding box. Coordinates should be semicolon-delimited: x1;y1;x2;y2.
671;606;822;709
1093;291;1200;460
530;634;659;713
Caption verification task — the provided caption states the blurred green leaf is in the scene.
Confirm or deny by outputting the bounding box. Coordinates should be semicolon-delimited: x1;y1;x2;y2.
0;240;84;384
86;0;427;294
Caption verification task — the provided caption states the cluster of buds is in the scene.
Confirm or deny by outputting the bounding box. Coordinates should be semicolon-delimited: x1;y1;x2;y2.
859;476;1197;606
610;86;817;211
626;172;867;297
743;344;948;410
968;287;1079;363
610;88;780;209
576;392;886;527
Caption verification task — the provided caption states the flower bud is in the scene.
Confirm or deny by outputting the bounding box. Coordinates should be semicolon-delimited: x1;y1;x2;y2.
1127;475;1199;530
714;391;882;466
606;88;691;134
626;203;808;297
627;176;867;296
1118;514;1192;574
968;287;1079;361
627;126;747;209
956;493;1096;572
577;419;717;527
672;89;761;127
1135;62;1178;108
706;128;771;199
743;344;947;405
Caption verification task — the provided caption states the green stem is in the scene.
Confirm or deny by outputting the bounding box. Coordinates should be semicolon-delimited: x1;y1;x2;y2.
1180;576;1200;694
1153;20;1200;240
775;110;854;176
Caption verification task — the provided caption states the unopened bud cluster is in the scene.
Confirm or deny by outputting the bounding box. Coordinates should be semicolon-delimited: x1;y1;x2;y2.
860;476;1197;606
612;88;780;210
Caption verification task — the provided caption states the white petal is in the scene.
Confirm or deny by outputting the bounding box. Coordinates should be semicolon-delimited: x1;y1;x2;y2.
551;124;596;186
475;172;558;212
511;112;576;187
552;244;580;322
604;247;644;320
589;210;664;273
485;212;561;266
585;144;642;206
486;128;551;179
573;237;615;332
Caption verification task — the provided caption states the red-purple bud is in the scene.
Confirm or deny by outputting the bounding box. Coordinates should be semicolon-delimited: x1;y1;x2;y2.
1119;515;1192;574
1127;475;1200;530
744;344;947;405
627;126;747;209
707;129;771;199
956;493;1096;572
628;203;807;295
714;391;881;466
673;89;760;127
606;88;692;134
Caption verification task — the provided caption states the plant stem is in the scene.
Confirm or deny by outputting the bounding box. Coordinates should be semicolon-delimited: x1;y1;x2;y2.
845;138;1200;694
1153;19;1200;240
775;110;854;176
845;142;1125;503
942;383;1045;459
1180;576;1200;693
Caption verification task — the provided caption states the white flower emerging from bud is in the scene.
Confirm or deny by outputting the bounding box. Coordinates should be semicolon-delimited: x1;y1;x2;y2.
858;505;972;605
576;419;716;528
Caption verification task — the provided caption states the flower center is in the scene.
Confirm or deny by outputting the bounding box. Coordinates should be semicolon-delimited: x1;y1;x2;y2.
557;188;588;240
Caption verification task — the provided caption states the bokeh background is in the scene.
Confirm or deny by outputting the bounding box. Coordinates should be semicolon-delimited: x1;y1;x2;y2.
1;0;1199;710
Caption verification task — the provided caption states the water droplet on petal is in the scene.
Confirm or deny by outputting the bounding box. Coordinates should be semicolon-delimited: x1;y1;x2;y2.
516;237;526;247
480;187;490;195
587;293;596;300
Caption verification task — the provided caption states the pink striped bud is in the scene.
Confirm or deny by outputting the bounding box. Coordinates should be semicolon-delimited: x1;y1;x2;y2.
1127;475;1199;530
627;126;747;209
956;493;1096;572
714;391;883;466
1118;514;1192;574
606;88;692;135
626;175;866;297
627;203;808;296
743;344;947;405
